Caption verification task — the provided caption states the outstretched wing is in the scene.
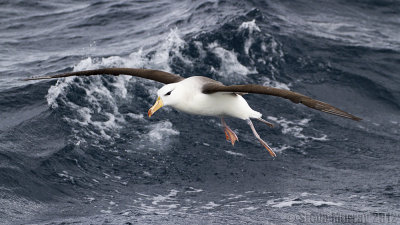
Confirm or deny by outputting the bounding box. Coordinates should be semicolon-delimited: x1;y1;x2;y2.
24;68;184;84
202;83;362;121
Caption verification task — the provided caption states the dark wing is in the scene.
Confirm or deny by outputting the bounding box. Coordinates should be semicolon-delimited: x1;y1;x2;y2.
202;83;362;121
24;68;184;84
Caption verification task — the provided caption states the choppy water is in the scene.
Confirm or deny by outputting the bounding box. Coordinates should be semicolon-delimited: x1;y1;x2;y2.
1;0;400;224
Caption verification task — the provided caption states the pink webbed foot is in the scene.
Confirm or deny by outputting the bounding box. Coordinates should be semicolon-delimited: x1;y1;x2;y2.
221;117;239;146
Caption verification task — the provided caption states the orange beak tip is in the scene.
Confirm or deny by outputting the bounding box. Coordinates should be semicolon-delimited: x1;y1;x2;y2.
148;97;163;118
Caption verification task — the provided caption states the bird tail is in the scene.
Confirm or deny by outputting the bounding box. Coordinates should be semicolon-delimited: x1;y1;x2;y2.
250;111;274;128
249;110;262;119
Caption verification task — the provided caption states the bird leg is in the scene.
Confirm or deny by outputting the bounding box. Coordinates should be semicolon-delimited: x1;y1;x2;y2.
221;117;239;146
246;119;277;157
256;118;274;128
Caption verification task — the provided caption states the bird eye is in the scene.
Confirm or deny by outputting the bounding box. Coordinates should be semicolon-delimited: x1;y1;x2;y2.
165;91;172;96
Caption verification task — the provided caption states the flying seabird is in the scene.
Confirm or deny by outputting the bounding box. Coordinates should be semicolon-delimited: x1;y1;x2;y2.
25;68;362;157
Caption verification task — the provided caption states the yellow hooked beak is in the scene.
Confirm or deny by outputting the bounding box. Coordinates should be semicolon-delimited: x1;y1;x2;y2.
148;96;164;117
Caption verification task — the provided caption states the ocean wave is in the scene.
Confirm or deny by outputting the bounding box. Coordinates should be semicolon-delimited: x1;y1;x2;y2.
173;9;288;87
44;28;186;146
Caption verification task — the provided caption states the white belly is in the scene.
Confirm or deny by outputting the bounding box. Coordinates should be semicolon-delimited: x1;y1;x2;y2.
173;92;261;120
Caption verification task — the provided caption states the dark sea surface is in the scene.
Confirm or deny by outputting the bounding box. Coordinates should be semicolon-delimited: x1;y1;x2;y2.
1;0;400;224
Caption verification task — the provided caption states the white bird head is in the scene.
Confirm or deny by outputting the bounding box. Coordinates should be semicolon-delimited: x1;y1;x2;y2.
148;83;180;117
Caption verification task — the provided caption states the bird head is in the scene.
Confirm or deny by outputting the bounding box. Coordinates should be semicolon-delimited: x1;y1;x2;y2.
148;83;178;117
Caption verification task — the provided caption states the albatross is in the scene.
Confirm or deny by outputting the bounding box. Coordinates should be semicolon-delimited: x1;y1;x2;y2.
25;68;361;157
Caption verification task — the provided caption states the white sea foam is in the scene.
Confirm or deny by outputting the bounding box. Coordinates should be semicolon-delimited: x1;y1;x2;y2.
134;189;180;215
239;20;261;55
262;77;290;90
267;193;343;208
84;197;95;203
143;171;152;176
239;206;258;211
239;19;261;33
126;113;144;120
201;201;220;210
208;42;257;77
100;209;112;214
268;198;343;208
57;171;75;184
267;116;328;142
151;189;179;205
152;28;190;70
224;194;245;200
46;77;75;108
273;144;292;153
147;121;180;141
224;150;246;157
185;187;203;193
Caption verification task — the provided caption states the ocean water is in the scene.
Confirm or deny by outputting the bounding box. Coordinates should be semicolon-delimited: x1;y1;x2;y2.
1;0;399;224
